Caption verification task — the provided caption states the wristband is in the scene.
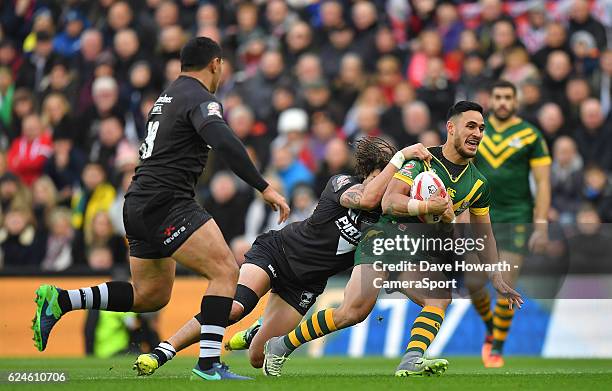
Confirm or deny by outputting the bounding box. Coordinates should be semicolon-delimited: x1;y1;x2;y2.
534;219;548;224
390;151;405;169
407;199;420;216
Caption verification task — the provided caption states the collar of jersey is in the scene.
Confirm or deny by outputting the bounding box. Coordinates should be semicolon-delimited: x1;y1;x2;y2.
431;153;470;183
487;115;522;133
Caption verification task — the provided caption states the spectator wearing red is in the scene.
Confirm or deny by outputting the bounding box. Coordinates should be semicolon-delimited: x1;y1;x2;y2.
7;113;52;186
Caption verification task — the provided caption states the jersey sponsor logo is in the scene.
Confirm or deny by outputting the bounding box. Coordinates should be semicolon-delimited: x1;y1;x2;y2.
163;225;186;245
267;264;277;278
207;102;222;118
151;104;163;115
299;291;315;308
447;187;456;198
335;214;361;245
156;94;173;104
399;162;416;177
332;175;352;192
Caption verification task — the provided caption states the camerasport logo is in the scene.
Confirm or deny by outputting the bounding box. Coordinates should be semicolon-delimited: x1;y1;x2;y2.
163;225;186;245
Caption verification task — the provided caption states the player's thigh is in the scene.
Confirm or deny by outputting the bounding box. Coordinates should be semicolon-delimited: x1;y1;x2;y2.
172;218;237;279
130;256;176;311
238;263;272;297
248;293;304;367
335;265;382;325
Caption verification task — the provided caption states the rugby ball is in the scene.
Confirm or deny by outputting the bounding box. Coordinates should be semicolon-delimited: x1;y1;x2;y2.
410;171;447;223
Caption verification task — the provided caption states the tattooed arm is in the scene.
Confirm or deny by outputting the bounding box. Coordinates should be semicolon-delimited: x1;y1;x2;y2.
339;162;400;211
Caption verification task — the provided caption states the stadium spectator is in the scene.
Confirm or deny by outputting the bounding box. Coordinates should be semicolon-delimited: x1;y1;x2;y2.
71;162;116;234
580;165;612;223
455;52;490;103
519;1;548;54
79;76;125;150
351;1;378;71
41;93;75;142
43;128;86;207
31;175;57;228
417;57;456;127
314;137;352;196
518;78;544;125
40;207;74;271
400;101;432;146
575;99;612;170
0;172;28;214
7;113;53;186
320;25;355;81
532;21;571;70
537;103;569;148
333;53;366;117
276;108;315;172
74;210;127;268
287;183;317;224
0;204;46;268
542;50;574;110
568;0;607;51
550;136;584;224
6;88;36;146
381;81;416;141
271;142;313;199
16;31;58;92
204;171;252;243
0;66;15;148
593;48;612;117
53;10;87;59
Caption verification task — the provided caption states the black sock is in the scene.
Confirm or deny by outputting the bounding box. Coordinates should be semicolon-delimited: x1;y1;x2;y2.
197;295;233;371
57;282;134;313
152;341;176;366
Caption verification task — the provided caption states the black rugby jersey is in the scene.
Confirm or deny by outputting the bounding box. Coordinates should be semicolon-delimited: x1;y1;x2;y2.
279;174;381;283
127;75;267;198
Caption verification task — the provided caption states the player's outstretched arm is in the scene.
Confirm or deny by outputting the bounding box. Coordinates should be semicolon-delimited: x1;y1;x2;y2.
198;120;290;222
470;212;524;309
340;143;434;211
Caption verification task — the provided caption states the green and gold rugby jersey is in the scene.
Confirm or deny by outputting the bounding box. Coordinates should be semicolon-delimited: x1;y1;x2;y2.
474;116;551;223
390;146;491;221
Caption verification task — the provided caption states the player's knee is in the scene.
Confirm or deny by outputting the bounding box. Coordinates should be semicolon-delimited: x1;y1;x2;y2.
133;286;171;312
337;302;370;326
423;298;451;310
248;348;264;368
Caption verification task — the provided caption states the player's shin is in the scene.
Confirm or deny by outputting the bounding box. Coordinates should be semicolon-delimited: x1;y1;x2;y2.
396;305;448;376
57;282;134;313
282;308;337;352
492;298;515;355
472;291;494;335
197;295;233;371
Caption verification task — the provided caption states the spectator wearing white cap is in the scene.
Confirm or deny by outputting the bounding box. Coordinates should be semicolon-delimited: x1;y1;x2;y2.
275;107;316;172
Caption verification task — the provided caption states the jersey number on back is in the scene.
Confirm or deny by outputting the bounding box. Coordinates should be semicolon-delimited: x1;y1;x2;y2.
140;121;159;159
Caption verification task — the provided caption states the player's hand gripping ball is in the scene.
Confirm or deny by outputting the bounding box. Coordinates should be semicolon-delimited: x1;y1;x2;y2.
410;171;448;224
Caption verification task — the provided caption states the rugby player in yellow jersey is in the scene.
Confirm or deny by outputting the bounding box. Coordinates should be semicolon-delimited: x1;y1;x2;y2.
470;80;551;368
262;101;522;378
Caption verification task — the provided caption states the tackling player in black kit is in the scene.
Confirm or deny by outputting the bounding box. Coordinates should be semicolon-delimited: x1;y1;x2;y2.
32;37;289;381
131;138;435;375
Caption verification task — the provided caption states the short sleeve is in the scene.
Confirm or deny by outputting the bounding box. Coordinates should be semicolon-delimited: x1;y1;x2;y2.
189;100;226;140
529;130;552;168
469;178;491;216
326;174;360;204
393;160;424;186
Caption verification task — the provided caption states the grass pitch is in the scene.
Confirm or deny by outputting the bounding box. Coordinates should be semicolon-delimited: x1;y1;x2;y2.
1;356;611;390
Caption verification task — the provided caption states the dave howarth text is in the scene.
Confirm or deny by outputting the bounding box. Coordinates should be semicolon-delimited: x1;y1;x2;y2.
372;260;512;273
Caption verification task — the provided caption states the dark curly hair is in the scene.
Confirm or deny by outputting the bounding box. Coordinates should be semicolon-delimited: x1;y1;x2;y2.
353;136;397;181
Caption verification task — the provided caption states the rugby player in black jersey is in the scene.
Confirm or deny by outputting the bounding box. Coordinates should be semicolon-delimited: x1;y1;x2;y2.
131;137;435;375
32;37;289;381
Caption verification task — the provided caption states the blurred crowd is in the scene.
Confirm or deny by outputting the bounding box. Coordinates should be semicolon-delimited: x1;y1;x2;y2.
0;0;611;272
